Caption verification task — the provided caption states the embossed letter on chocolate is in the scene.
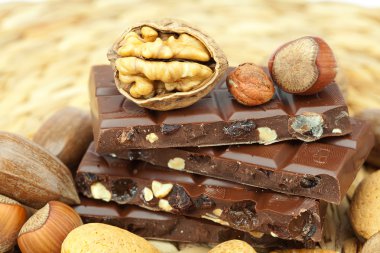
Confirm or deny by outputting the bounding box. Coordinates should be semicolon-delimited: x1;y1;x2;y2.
90;65;351;151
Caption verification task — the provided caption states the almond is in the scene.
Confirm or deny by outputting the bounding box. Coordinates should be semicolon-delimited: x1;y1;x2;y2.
33;107;92;171
0;132;80;209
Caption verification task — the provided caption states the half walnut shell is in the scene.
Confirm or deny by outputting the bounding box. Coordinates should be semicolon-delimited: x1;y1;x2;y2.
108;19;228;111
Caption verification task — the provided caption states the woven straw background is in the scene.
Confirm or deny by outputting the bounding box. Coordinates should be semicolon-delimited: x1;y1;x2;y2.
0;0;379;252
1;0;379;137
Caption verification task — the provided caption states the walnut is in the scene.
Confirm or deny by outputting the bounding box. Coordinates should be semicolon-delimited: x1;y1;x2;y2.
108;19;228;111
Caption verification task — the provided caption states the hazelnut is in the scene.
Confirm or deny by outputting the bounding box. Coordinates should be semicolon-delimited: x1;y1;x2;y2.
257;127;277;144
146;133;159;144
18;201;82;253
142;187;154;202
227;63;274;106
158;199;173;212
268;36;337;95
152;181;173;199
108;19;228;111
0;195;27;252
167;157;185;170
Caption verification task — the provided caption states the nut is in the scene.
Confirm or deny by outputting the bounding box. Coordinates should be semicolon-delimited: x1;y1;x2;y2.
212;208;223;217
208;240;256;253
270;250;336;253
61;223;159;253
91;182;112;202
227;63;274;106
289;112;325;142
332;128;342;134
158;199;174;212
361;231;380;253
18;201;82;253
142;187;154;202
0;195;27;252
108;19;228;111
33;107;92;172
349;170;380;240
0;132;80;209
202;213;229;226
152;181;173;199
268;36;337;95
356;109;380;166
146;133;159;143
167;157;185;170
270;232;278;238
257;127;277;144
249;231;264;239
149;241;179;253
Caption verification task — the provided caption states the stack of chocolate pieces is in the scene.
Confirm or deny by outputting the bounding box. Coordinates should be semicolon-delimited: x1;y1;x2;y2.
73;64;373;251
72;20;373;249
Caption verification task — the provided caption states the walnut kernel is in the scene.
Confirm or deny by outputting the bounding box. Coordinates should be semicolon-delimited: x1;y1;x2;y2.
108;19;228;111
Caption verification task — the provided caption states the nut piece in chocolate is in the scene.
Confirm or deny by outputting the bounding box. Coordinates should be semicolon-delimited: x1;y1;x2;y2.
108;19;228;111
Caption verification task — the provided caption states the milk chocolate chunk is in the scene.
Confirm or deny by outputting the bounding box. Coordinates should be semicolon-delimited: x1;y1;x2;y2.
90;65;351;151
75;197;314;250
76;145;325;242
113;119;374;203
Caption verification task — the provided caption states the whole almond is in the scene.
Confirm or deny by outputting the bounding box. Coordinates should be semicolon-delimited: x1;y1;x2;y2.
270;250;336;253
33;107;92;172
0;132;80;209
349;170;380;240
361;231;380;253
355;109;380;167
208;240;256;253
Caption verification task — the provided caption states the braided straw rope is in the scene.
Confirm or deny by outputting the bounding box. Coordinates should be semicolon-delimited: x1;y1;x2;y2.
0;0;379;252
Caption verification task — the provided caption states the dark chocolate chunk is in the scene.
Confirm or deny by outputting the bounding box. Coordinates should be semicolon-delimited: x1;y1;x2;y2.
90;65;351;151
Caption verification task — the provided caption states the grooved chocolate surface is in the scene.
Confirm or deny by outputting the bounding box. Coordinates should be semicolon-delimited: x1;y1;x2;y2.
113;119;374;203
76;145;326;242
90;65;351;151
75;197;314;249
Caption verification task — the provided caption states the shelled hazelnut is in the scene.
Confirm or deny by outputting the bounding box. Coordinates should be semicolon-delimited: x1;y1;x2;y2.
227;63;275;106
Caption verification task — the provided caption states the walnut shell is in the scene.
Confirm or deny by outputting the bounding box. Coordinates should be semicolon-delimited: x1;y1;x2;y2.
108;19;228;111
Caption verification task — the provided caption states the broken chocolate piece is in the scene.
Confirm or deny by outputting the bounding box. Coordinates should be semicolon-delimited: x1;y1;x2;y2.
75;197;314;250
90;65;351;151
76;145;326;242
116;119;373;203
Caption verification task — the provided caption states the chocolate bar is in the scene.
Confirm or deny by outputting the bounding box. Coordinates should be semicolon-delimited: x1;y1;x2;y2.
111;119;374;204
76;145;326;242
90;65;351;151
75;197;314;250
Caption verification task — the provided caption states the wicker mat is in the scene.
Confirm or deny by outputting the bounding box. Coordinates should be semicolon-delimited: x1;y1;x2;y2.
0;0;379;252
